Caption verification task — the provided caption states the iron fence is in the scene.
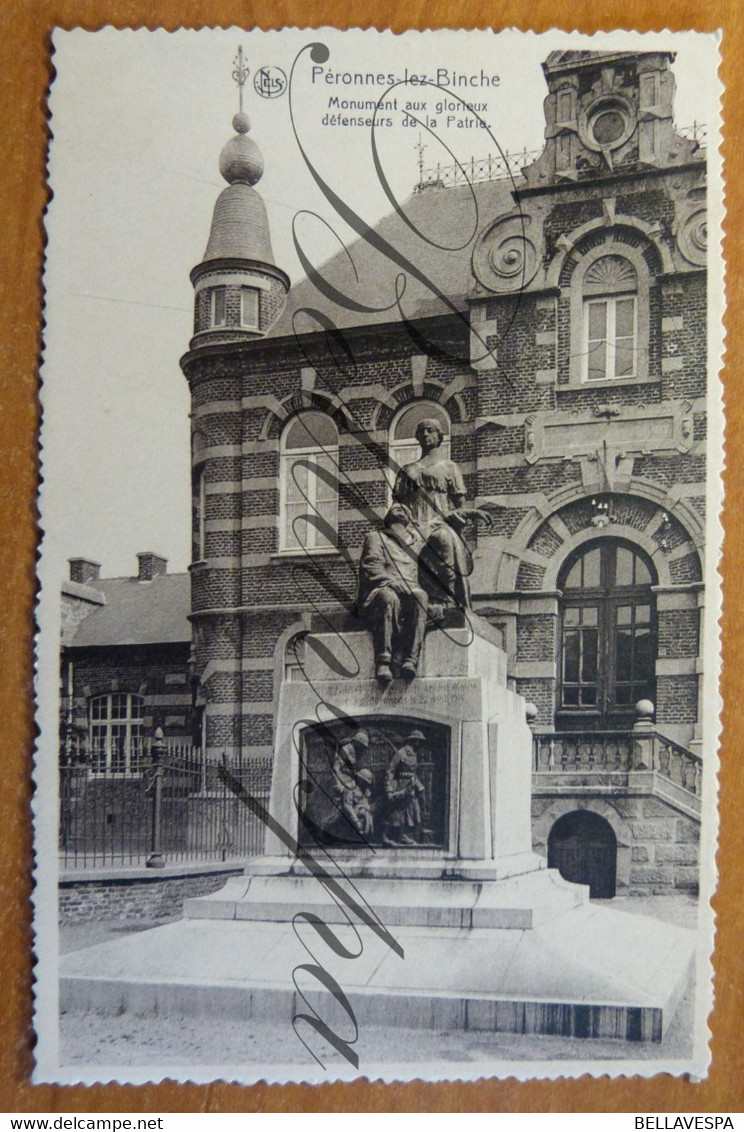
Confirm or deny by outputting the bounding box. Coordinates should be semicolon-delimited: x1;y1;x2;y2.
417;148;540;189
415;124;707;191
59;737;273;868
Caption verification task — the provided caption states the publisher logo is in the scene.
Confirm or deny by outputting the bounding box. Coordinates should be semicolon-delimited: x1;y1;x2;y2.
254;66;287;99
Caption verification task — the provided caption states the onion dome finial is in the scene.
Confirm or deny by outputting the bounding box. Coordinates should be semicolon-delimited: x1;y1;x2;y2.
218;46;264;186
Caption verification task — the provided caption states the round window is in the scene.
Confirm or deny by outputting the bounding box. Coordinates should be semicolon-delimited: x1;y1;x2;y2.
578;95;636;155
591;108;627;146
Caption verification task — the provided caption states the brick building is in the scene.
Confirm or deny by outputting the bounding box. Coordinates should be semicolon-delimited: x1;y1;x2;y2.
180;49;707;897
61;49;705;896
60;553;193;770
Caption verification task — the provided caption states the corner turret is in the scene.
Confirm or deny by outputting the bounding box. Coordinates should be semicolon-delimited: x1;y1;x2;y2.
189;68;289;349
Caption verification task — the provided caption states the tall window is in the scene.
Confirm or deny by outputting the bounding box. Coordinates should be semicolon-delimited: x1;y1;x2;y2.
193;466;206;562
210;287;227;327
582;255;638;382
386;402;451;494
89;693;144;774
558;540;655;728
241;287;259;328
280;412;338;552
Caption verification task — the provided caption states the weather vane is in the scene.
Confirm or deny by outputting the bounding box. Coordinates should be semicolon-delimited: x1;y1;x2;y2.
416;133;427;188
232;45;250;114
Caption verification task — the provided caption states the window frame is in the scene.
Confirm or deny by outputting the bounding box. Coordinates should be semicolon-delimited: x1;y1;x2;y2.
240;286;259;329
210;286;227;328
279;412;340;555
583;293;638;383
557;539;657;726
88;692;145;776
193;465;207;563
568;244;651;387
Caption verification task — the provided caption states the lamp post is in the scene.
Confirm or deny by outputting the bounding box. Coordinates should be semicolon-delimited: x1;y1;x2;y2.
146;727;167;868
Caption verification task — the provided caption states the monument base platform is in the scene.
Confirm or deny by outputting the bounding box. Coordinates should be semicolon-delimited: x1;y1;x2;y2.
60;862;695;1043
59;625;694;1046
181;856;583;930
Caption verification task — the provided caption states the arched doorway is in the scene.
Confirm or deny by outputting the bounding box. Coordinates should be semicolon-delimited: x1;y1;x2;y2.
557;538;656;731
548;810;617;898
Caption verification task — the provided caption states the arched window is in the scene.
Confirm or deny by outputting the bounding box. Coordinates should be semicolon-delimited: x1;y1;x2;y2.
280;412;338;552
558;539;656;729
386;402;451;494
583;255;638;382
89;693;144;775
283;633;306;682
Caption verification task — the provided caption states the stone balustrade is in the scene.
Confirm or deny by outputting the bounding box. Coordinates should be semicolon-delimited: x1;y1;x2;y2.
532;729;702;798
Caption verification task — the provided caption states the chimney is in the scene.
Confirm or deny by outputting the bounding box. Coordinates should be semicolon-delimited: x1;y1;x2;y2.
69;558;101;585
137;552;168;582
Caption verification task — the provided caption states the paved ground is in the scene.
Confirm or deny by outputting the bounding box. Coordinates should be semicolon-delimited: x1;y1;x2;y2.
59;894;699;1072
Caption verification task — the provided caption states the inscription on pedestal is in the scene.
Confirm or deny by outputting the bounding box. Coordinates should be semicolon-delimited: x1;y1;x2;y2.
298;716;450;850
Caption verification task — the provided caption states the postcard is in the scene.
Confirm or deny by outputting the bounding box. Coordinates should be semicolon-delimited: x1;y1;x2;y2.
35;26;723;1085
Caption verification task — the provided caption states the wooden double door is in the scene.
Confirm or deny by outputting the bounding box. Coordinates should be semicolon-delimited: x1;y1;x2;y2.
557;539;656;732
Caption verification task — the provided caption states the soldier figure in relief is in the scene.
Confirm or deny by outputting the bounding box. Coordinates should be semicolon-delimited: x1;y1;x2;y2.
330;729;370;839
350;768;375;837
383;730;427;847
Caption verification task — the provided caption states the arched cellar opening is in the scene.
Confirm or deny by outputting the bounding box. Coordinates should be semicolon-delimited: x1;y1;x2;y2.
547;809;617;898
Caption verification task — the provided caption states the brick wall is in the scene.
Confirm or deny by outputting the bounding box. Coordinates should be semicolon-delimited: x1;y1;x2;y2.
517;614;556;661
182;154;707;774
59;868;243;925
656;675;699;725
517;678;555;722
658;609;700;658
68;643;193;738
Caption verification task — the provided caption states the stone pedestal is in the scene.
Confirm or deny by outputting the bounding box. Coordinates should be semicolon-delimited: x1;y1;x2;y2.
266;621;539;869
60;620;696;1045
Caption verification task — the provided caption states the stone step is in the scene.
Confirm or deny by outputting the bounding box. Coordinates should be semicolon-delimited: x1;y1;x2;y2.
60;902;696;1043
184;865;588;930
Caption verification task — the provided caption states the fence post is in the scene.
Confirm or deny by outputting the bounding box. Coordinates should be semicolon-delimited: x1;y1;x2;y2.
146;727;167;868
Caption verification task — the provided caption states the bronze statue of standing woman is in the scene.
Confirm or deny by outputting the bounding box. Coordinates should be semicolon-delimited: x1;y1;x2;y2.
392;418;475;614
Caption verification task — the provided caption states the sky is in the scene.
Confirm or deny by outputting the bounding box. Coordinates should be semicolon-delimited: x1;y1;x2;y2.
40;27;719;581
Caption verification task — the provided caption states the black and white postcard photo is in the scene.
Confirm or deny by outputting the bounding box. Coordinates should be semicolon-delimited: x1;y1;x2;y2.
34;26;723;1085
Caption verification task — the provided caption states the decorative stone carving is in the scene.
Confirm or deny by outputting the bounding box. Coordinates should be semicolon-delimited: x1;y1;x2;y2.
584;254;636;290
676;207;707;267
298;717;450;850
382;730;428;847
577;93;638;168
472;213;539;293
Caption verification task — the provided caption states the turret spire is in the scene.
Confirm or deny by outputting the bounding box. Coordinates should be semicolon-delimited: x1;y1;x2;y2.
186;49;289;349
232;45;250;115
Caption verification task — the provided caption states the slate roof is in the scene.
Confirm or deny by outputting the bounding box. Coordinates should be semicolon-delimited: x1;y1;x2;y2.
69;573;191;648
202;183;276;265
269;177;521;338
